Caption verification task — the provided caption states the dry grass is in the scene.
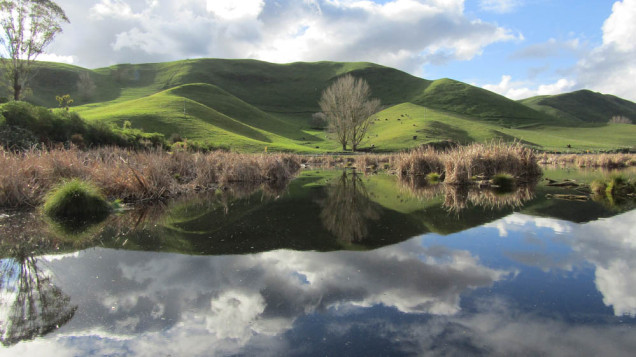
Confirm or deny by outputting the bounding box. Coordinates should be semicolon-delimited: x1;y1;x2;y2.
395;147;444;178
303;142;541;185
540;153;636;168
0;147;301;209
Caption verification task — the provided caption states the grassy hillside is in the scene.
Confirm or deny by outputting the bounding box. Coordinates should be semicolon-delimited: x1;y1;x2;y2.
5;58;635;152
521;90;636;124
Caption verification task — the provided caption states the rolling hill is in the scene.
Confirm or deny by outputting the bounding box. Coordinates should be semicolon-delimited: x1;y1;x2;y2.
520;90;636;124
5;58;635;152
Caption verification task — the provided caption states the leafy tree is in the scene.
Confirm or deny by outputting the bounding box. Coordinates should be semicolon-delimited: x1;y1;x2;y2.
0;0;69;100
319;75;381;151
55;93;72;110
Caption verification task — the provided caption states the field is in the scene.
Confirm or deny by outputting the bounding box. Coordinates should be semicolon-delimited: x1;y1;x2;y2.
4;59;635;153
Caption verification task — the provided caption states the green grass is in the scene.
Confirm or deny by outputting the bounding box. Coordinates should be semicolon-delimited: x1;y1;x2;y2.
6;58;635;153
42;179;111;223
521;90;636;124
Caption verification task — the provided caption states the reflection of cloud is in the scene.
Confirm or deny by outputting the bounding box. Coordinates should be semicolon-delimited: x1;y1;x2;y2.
486;210;636;317
395;298;636;356
1;239;506;355
569;211;636;317
486;213;572;237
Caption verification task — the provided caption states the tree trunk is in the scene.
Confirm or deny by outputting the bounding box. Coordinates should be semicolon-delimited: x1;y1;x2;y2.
13;71;22;101
342;143;347;151
352;144;357;152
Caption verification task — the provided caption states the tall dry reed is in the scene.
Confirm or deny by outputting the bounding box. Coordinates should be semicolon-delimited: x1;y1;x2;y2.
0;147;301;209
540;153;636;168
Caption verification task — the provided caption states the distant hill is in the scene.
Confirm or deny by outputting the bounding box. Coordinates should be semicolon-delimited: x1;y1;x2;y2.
3;59;635;152
520;90;636;124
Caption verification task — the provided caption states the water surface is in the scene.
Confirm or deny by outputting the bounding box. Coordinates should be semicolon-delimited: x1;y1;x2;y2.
1;169;635;356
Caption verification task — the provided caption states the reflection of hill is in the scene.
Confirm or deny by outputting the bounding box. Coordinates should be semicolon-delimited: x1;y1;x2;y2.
1;170;631;257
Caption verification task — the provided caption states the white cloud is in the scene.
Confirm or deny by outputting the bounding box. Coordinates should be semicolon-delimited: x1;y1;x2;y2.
37;53;76;64
45;0;518;73
89;0;137;20
482;75;576;100
486;0;636;101
479;0;523;13
206;0;265;20
575;0;636;101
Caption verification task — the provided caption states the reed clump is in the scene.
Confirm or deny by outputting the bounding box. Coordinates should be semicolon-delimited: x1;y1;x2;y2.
395;147;444;178
393;142;540;185
540;153;636;168
0;147;301;209
443;142;540;185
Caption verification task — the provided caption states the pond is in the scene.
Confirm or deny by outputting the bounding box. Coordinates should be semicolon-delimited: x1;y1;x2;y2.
1;168;635;356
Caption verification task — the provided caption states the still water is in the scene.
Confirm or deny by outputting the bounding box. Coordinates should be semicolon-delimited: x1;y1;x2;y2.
1;169;635;356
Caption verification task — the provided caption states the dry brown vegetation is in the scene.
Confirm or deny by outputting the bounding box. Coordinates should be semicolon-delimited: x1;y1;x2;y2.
539;153;636;168
358;142;540;184
0;147;301;209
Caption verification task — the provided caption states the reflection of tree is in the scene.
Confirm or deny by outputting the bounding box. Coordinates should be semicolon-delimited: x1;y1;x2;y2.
0;240;77;346
320;170;380;243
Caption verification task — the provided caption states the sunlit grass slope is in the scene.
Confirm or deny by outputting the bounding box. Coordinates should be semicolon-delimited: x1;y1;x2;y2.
521;90;636;124
9;58;636;152
365;103;636;152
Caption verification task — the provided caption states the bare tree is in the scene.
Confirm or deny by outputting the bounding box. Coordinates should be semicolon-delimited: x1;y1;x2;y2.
76;71;96;100
609;115;632;124
319;75;381;151
0;0;69;100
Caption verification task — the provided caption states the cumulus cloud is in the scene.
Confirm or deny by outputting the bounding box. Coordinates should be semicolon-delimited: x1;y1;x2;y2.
510;38;581;59
45;0;518;73
575;0;636;101
479;0;523;13
484;0;636;101
482;74;576;100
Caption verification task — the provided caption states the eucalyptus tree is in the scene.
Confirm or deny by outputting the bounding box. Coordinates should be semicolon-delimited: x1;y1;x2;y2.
0;0;69;100
319;74;381;151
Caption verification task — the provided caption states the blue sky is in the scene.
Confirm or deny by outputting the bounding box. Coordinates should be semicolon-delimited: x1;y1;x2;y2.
45;0;636;101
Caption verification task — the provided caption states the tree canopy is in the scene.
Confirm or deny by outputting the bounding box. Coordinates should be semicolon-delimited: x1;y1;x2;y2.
319;75;381;151
0;0;69;100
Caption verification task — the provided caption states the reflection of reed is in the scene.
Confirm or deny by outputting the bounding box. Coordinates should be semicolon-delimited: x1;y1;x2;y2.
319;170;380;243
398;175;536;213
467;185;535;210
398;175;444;201
443;185;536;213
0;239;77;346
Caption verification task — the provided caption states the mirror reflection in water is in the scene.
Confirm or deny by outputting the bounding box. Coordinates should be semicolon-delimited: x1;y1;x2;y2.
0;168;635;355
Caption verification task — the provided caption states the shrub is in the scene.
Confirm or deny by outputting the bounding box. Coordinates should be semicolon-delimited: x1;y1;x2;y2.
42;179;112;224
0;125;38;150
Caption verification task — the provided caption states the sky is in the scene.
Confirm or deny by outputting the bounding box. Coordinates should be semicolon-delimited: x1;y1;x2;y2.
42;0;636;101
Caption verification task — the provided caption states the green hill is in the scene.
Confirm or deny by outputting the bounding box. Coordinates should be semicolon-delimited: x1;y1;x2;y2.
520;90;636;124
4;58;635;152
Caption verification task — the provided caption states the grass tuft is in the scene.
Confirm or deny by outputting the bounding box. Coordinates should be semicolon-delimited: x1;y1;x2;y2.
42;179;111;223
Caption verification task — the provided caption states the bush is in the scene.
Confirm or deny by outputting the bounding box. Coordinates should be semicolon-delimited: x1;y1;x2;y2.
43;179;112;224
0;101;169;150
0;125;38;150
